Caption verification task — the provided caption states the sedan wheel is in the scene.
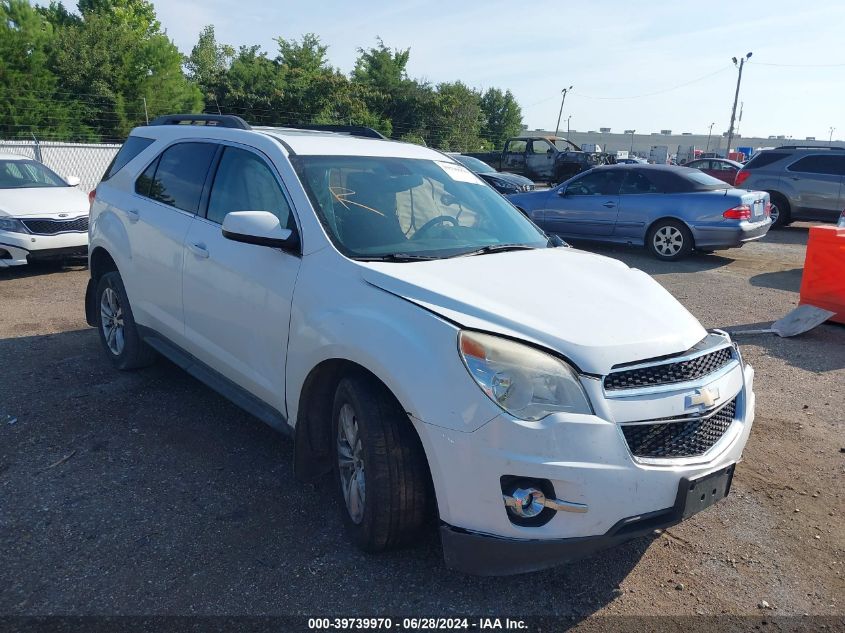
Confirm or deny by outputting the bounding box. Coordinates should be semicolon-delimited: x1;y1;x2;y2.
647;220;693;261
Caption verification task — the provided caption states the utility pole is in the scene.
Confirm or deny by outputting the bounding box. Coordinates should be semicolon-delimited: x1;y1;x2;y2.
628;129;635;154
705;122;715;152
554;86;573;139
726;52;752;157
142;97;149;125
830;127;836;145
566;115;572;136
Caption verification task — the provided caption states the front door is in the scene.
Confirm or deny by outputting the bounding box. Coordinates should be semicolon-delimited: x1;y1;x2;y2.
181;144;302;415
544;169;624;236
501;139;528;176
525;139;555;180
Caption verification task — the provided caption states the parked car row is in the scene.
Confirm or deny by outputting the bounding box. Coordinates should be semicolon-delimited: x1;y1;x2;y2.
83;114;756;575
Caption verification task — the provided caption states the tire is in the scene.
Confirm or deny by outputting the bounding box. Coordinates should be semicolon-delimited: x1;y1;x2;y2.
768;192;792;228
95;271;156;370
646;219;694;261
331;373;429;552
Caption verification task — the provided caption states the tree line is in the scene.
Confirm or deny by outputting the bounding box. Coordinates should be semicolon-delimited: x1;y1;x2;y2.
0;0;524;149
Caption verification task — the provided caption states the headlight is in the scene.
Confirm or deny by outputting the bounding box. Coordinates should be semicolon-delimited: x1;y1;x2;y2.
458;331;593;420
0;217;27;233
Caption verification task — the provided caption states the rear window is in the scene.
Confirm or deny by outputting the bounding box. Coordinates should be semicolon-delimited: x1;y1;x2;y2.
102;136;154;181
787;154;845;176
743;152;789;170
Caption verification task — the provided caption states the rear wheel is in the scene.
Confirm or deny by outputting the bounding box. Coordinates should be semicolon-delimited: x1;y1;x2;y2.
95;271;156;370
768;192;792;228
331;373;429;552
646;219;694;261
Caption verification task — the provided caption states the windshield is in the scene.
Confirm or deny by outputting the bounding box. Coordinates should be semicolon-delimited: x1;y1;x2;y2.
0;159;68;189
553;140;578;152
293;155;548;260
452;154;496;174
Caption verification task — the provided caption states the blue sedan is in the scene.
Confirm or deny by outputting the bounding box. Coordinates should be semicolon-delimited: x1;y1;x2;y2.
507;164;772;260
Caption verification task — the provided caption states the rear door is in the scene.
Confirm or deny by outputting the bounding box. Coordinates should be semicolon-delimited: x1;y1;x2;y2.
544;169;624;236
181;143;302;414
525;139;555;180
501;139;527;176
129;141;218;343
785;154;845;219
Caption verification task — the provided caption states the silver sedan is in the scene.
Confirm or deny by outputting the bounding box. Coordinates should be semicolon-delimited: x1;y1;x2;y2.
507;164;772;260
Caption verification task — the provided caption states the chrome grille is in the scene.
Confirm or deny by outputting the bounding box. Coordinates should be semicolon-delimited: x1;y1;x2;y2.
604;347;733;391
621;396;737;459
21;216;88;235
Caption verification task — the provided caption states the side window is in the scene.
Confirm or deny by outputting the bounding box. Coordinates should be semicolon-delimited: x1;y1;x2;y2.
567;171;625;196
135;157;158;197
142;142;218;213
530;140;552;154
621;171;662;194
787;155;842;176
505;140;527;153
102;136;154;181
207;147;293;228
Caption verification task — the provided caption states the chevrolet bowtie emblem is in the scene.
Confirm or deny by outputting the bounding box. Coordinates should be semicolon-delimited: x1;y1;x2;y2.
688;387;720;408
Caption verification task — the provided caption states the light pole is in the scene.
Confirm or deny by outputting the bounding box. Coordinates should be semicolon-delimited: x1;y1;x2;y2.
725;52;752;157
830;127;836;145
554;86;573;139
566;115;572;136
705;122;715;152
628;129;635;154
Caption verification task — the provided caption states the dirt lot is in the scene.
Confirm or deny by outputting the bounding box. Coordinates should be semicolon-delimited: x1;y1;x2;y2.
0;224;843;624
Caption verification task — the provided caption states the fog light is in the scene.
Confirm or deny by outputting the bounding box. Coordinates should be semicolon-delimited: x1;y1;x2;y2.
504;487;546;518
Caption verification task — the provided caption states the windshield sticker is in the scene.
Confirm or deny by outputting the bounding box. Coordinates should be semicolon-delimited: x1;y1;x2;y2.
435;161;484;185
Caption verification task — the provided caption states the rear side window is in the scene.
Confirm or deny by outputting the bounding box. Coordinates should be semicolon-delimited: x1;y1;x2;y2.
206;147;293;228
102;136;154;181
136;142;217;213
621;171;662;194
744;152;788;170
787;154;845;176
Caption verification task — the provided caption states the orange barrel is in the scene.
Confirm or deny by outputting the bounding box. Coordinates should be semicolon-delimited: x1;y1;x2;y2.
799;225;845;324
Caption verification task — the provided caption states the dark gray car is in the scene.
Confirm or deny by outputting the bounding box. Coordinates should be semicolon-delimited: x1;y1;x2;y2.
734;146;845;227
507;165;771;261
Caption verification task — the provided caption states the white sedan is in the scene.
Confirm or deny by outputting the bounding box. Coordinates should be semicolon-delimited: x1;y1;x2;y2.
0;153;90;267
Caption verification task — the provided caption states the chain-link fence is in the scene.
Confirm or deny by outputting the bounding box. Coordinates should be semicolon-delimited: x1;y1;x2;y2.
0;139;121;192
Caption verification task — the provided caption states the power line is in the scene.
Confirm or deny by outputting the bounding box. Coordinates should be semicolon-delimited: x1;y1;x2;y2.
572;66;732;100
749;60;845;68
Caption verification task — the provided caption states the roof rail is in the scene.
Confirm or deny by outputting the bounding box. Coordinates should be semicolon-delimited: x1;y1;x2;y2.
283;124;386;139
148;114;252;130
776;145;845;151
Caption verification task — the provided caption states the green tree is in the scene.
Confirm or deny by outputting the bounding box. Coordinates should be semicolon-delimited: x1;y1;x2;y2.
78;0;159;37
480;87;522;149
216;45;285;124
185;25;234;101
351;37;409;93
0;0;80;139
430;82;484;152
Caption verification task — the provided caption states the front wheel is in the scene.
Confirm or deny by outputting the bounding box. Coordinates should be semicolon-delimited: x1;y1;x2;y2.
646;219;694;261
332;373;429;552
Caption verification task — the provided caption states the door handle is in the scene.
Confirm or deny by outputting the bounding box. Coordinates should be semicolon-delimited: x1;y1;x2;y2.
602;202;616;208
188;242;209;259
124;208;140;223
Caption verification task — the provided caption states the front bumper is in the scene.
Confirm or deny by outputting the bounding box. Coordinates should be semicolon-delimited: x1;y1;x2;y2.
442;463;735;576
691;218;771;249
0;229;88;267
416;356;755;575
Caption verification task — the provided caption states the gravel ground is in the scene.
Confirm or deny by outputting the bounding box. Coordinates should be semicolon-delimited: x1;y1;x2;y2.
0;224;842;623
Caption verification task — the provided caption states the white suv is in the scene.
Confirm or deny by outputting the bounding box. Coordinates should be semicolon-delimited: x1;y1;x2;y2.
86;115;756;575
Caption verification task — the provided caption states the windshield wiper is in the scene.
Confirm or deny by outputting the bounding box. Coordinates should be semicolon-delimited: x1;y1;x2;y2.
353;253;437;262
452;244;538;258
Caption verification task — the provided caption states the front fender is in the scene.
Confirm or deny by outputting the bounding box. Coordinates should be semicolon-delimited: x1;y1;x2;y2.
285;256;501;434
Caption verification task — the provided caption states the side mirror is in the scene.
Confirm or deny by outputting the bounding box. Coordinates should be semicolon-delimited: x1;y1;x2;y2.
222;211;297;251
557;187;568;197
66;176;81;187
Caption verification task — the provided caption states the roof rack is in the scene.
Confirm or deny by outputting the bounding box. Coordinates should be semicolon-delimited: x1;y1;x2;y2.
282;124;386;139
776;145;845;151
148;114;252;130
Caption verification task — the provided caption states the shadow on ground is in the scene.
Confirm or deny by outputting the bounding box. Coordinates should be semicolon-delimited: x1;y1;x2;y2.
0;259;87;280
566;241;735;275
749;268;803;292
727;321;845;373
0;330;650;617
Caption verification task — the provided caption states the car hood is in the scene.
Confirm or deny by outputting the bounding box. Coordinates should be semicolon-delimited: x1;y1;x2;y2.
359;248;706;375
481;171;534;186
0;186;89;218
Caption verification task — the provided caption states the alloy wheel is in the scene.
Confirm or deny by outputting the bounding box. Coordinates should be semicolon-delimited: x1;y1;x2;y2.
100;286;125;356
769;203;780;225
337;403;366;524
653;225;684;257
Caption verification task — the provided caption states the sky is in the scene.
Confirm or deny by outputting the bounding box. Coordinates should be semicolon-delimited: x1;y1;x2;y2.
150;0;844;140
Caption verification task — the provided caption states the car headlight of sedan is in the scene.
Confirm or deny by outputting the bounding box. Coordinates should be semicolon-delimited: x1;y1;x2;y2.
458;330;593;420
0;217;27;233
